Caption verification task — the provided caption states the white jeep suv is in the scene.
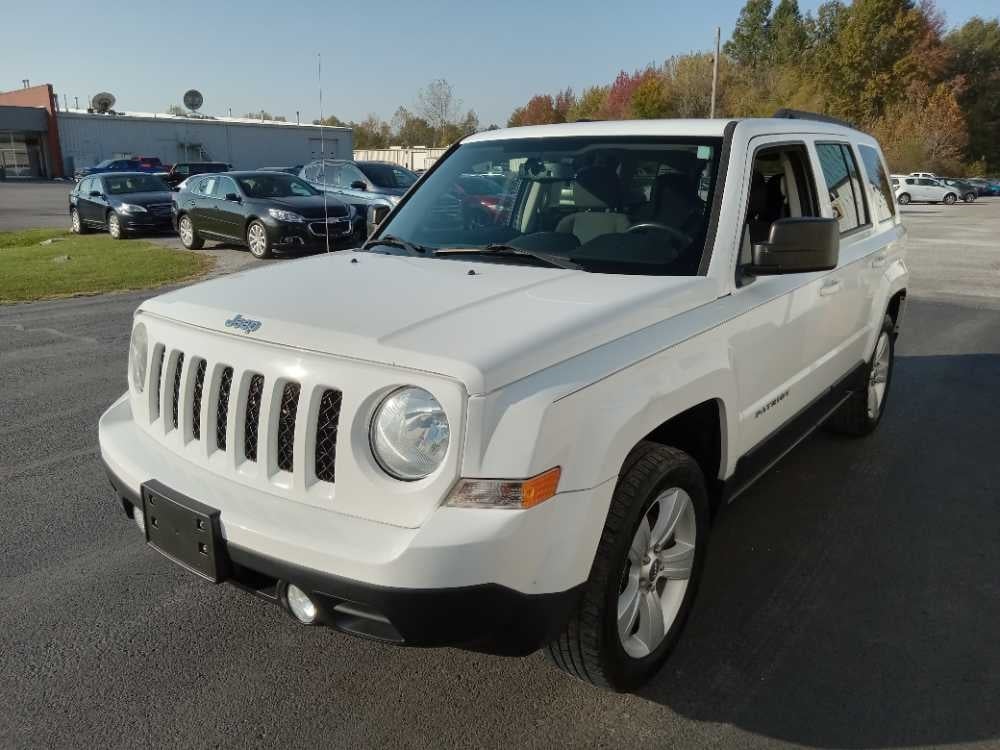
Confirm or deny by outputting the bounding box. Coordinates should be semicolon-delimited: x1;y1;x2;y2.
99;113;908;691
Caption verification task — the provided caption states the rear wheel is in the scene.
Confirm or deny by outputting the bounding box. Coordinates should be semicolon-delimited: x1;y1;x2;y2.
826;315;895;436
70;208;90;234
943;193;957;205
107;211;126;240
897;193;911;205
246;220;273;259
545;442;709;691
178;215;204;249
964;192;977;203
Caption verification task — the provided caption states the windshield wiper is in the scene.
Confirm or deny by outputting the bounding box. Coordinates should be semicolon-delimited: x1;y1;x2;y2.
361;234;432;255
435;244;582;271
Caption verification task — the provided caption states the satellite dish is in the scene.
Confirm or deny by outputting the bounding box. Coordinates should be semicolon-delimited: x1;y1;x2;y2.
91;92;116;113
183;89;204;112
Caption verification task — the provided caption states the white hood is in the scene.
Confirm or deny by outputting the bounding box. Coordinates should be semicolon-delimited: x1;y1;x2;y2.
141;253;718;394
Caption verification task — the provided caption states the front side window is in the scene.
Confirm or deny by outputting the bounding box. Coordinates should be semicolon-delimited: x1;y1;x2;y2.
359;163;417;188
373;136;722;276
213;176;238;199
858;144;896;222
816;143;869;233
341;164;369;187
103;174;169;194
175;164;190;175
198;176;218;196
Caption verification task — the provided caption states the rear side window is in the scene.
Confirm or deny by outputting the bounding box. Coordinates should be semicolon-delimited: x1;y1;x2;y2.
857;145;896;222
816;143;869;233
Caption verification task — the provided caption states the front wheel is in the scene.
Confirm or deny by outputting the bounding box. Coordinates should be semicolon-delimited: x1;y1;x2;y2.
897;193;911;205
826;315;895;436
107;212;126;240
246;220;273;259
545;442;709;691
943;193;957;205
178;214;204;249
964;192;977;203
70;208;90;234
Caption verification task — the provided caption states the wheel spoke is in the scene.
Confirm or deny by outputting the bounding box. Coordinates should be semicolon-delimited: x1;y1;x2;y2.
650;489;686;548
630;518;651;563
867;385;879;417
659;540;695;580
617;578;641;640
634;590;665;654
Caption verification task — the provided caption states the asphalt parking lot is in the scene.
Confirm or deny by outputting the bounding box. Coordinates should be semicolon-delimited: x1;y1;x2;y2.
1;186;999;748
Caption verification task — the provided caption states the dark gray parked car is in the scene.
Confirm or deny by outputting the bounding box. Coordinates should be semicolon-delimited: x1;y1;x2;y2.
299;159;418;231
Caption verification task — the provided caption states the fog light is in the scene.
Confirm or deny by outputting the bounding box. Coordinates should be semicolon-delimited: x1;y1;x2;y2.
286;584;317;624
133;506;146;533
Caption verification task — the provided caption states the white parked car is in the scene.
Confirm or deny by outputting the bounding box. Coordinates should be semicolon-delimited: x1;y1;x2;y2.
893;175;958;205
100;114;908;691
909;171;937;179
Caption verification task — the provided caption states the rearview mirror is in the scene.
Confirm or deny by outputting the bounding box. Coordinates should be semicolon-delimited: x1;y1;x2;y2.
747;217;839;275
350;180;367;191
225;192;241;202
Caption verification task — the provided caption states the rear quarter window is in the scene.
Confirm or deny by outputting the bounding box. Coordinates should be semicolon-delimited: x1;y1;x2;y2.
857;145;896;222
815;143;869;234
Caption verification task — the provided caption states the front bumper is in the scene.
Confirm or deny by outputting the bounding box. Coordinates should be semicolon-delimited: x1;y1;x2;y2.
121;212;173;233
265;215;358;250
100;395;610;653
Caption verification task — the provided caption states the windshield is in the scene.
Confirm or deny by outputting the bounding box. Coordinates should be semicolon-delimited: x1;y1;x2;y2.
373;136;721;275
235;173;319;198
103;174;169;194
359;163;418;189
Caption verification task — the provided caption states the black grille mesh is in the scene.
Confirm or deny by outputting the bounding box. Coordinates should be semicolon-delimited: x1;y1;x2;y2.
277;383;301;472
154;346;165;418
244;374;264;461
315;389;343;483
171;353;184;429
216;367;233;451
191;359;207;439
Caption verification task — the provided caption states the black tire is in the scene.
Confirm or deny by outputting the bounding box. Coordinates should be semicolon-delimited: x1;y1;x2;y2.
897;193;911;205
178;214;204;249
964;192;977;203
943;193;957;205
70;208;90;234
246;220;273;259
107;211;126;240
825;314;895;437
545;442;710;691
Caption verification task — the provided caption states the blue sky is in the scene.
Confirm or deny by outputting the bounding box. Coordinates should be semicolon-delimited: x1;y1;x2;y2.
2;0;995;127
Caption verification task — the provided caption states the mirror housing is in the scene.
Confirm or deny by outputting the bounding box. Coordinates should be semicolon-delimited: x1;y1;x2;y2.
747;217;839;275
350;180;367;191
89;190;101;198
225;192;241;202
367;204;392;233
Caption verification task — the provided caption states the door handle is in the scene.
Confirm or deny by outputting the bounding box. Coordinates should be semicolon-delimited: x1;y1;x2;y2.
820;280;843;296
871;253;888;268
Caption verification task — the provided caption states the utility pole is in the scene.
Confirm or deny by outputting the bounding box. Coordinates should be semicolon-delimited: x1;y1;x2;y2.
710;26;721;119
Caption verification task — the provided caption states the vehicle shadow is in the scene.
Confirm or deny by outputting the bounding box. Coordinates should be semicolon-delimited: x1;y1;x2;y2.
637;352;1000;748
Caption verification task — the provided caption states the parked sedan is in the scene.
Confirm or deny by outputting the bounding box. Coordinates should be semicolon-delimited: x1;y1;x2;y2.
74;158;163;181
892;176;958;205
163;161;230;188
172;171;358;259
70;172;175;239
938;178;977;202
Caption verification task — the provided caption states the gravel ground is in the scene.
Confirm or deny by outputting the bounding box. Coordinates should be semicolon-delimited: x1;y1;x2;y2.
1;183;999;749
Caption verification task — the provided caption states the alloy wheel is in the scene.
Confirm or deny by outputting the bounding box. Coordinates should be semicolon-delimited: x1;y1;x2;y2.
71;210;80;233
617;487;697;658
867;331;891;419
179;217;193;246
248;223;267;257
109;213;120;238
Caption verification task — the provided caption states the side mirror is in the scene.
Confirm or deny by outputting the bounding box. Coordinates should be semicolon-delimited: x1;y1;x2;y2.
89;190;102;198
746;217;839;275
350;180;367;191
367;204;392;233
225;192;241;203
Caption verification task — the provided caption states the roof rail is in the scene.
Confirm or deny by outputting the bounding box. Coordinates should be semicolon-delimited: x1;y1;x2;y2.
772;108;857;130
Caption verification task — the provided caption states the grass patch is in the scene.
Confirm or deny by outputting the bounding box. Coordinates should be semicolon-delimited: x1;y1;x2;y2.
0;229;213;303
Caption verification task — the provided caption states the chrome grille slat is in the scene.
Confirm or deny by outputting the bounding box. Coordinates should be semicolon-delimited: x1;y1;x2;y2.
277;383;301;472
154;346;165;419
216;367;233;451
244;374;264;462
171;352;184;429
315;389;343;483
191;359;207;439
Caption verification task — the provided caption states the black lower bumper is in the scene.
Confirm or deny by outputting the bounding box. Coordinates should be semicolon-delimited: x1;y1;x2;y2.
266;218;359;251
103;460;582;655
121;215;173;233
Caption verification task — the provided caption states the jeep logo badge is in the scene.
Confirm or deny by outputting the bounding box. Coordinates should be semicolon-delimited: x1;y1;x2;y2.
225;314;262;334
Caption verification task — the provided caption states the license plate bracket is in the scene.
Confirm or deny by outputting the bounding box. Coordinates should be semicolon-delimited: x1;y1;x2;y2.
141;480;228;583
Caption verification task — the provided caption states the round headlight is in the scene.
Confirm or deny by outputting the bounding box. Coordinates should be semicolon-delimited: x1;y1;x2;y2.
370;387;450;480
129;322;148;393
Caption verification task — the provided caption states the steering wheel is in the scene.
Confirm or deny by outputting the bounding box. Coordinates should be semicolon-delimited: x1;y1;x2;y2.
626;221;689;243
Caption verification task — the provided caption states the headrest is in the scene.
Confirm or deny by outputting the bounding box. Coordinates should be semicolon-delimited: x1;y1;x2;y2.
573;165;622;209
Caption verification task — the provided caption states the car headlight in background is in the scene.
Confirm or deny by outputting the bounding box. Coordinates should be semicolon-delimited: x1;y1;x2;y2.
120;203;147;214
370;387;449;480
268;208;304;223
129;322;148;393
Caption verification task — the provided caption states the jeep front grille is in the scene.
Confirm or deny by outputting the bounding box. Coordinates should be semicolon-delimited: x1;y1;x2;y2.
146;345;346;488
315;389;343;483
244;374;265;462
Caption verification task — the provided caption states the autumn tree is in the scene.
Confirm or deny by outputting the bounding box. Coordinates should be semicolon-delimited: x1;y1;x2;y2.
567;86;608;121
946;17;1000;170
872;82;969;173
724;0;773;69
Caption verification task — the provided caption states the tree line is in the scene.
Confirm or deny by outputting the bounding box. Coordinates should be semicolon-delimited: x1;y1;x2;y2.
505;0;1000;175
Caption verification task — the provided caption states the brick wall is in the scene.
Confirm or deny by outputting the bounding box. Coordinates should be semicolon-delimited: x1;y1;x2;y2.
0;84;64;177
